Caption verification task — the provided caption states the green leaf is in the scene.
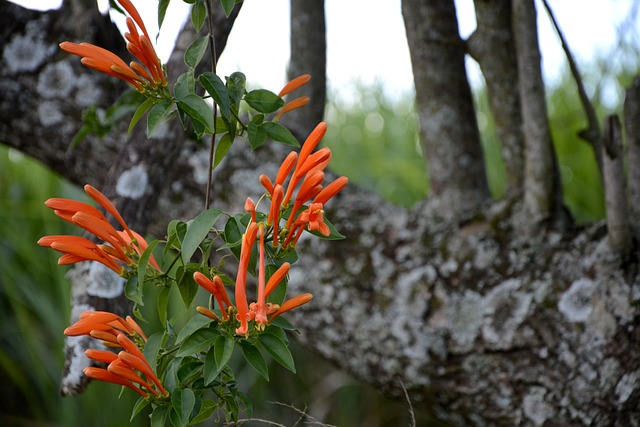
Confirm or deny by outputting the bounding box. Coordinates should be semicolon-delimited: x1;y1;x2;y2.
157;285;171;327
226;72;246;106
262;122;299;146
222;215;243;259
184;36;209;69
174;70;195;101
214;133;234;167
143;331;165;369
191;0;207;32
181;208;223;263
137;239;160;286
270;315;298;332
247;121;267;150
171;389;184;426
130;396;149;421
176;266;199;307
307;217;346;240
190;400;217;424
158;0;170;29
147;100;174;138
214;335;234;373
176;328;217;357
257;332;296;373
128;98;155;134
237;391;254;419
150;405;170;427
176;315;213;345
180;388;196;422
124;276;144;306
239;341;269;380
221;0;235;17
199;72;231;119
244;89;284;114
178;95;214;133
203;349;219;385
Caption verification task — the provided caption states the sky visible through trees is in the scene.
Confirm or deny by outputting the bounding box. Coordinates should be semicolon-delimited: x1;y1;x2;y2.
10;0;640;103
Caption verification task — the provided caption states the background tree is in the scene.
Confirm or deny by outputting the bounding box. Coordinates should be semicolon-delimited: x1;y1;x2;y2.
2;0;640;425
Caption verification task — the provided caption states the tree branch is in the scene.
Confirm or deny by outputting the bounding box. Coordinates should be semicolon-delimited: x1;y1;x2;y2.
540;0;603;175
512;0;564;225
602;115;632;256
401;0;489;217
467;0;524;197
625;78;640;240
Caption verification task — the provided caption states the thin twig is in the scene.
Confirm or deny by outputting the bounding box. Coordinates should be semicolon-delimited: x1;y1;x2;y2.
226;418;287;427
268;401;340;427
540;0;602;174
399;379;416;427
204;0;220;210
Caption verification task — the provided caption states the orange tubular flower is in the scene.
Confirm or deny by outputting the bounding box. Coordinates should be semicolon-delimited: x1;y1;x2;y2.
269;293;313;322
278;74;311;97
283;122;328;205
264;262;290;299
66;311;167;398
193;272;231;320
275;96;310;120
235;223;258;336
253;225;268;325
84;367;149;398
39;185;160;276
60;0;166;91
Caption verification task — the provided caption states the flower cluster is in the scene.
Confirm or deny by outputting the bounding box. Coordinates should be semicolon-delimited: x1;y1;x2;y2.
194;122;347;337
260;122;349;247
65;311;168;399
60;0;167;94
38;184;160;276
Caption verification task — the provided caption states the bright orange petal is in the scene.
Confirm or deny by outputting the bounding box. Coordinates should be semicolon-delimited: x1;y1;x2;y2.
269;293;313;321
314;176;349;204
278;74;311;97
84;185;134;240
116;0;150;40
264;262;290;299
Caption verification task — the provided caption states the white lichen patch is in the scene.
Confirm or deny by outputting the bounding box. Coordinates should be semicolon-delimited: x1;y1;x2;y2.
70;303;94;323
481;279;532;348
615;370;640;404
37;61;75;98
74;75;103;107
60;335;92;393
188;149;213;184
86;261;124;298
558;278;596;322
3;32;54;74
523;386;554;426
445;290;483;352
37;101;64;126
116;164;148;199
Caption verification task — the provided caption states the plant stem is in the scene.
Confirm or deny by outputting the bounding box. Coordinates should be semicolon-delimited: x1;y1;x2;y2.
204;0;219;210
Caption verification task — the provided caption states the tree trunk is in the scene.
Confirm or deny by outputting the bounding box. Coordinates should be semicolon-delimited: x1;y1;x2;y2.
281;0;326;139
3;2;640;425
402;0;489;217
467;0;524;197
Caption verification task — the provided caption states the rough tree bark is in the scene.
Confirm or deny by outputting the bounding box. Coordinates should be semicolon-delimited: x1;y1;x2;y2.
2;1;640;426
